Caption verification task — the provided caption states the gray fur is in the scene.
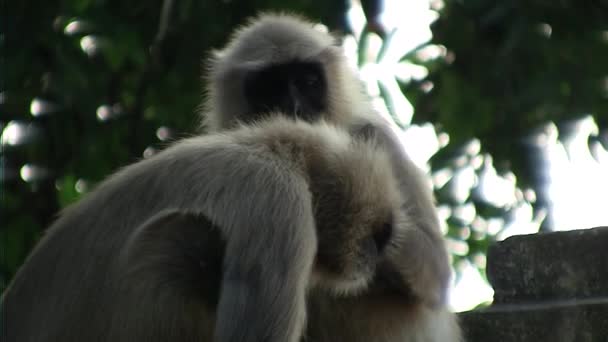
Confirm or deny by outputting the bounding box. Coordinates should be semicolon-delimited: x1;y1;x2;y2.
1;118;403;342
202;13;461;341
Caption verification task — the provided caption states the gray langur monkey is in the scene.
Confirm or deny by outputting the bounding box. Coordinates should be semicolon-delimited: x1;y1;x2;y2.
1;117;406;342
202;13;461;341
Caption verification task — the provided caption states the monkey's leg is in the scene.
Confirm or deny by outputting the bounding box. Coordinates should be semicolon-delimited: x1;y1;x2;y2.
113;210;225;341
118;203;317;342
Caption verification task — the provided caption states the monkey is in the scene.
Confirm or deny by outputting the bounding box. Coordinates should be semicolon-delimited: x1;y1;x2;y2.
202;13;461;341
1;117;408;342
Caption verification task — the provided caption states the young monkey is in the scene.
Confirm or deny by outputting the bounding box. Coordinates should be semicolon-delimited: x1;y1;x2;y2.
2;117;407;342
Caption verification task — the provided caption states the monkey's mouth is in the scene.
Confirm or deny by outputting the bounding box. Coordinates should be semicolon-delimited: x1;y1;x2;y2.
311;256;376;297
369;262;413;298
326;275;373;297
310;260;415;301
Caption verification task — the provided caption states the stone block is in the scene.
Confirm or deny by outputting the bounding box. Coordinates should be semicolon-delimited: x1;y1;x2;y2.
487;226;608;304
459;300;608;342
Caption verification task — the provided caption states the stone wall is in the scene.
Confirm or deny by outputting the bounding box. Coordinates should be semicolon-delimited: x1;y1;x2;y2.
459;226;608;342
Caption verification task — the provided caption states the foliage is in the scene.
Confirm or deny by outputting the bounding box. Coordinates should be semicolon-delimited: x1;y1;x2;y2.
1;0;344;291
421;0;608;185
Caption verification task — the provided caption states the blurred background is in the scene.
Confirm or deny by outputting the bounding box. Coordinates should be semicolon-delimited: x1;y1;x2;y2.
2;0;608;312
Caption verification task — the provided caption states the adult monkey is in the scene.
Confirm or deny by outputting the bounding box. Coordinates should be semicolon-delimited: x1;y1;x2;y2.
1;118;404;342
203;13;460;341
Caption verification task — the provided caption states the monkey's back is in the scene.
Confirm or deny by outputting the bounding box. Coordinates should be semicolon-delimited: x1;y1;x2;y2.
1;118;372;342
1;129;316;341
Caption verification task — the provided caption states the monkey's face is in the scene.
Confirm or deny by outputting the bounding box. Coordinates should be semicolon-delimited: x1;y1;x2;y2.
308;151;402;297
205;14;350;132
243;60;328;123
312;208;396;297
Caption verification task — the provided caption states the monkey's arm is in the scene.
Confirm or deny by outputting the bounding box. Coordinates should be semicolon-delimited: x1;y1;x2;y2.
350;119;451;307
118;148;318;342
213;181;317;342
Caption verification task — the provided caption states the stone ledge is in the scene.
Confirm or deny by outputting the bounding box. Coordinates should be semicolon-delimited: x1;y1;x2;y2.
459;299;608;342
487;226;608;304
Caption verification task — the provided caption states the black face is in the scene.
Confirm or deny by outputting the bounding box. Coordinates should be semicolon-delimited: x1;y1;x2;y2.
243;61;328;122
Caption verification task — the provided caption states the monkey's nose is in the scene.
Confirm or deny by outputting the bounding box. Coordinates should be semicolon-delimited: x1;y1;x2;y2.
373;223;393;253
288;83;301;115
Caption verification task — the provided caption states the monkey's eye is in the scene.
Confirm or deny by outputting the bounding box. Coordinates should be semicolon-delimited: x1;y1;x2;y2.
302;74;319;86
373;223;393;253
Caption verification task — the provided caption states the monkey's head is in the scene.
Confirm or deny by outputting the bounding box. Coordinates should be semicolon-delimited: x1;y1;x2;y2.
305;138;405;297
203;13;363;131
